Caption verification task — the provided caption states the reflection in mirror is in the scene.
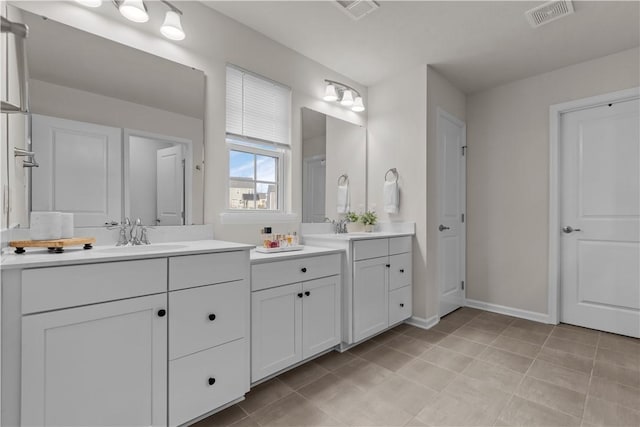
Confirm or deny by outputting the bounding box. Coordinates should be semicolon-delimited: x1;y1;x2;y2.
13;8;205;227
301;108;366;223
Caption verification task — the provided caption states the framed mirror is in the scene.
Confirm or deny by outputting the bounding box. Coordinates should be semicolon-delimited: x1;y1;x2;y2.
301;108;366;222
10;7;205;227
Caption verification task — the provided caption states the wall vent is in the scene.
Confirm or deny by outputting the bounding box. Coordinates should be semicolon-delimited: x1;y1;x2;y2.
334;1;380;21
525;0;574;28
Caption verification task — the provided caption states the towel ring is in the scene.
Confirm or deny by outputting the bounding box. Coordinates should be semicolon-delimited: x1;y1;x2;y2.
338;174;349;186
385;168;399;183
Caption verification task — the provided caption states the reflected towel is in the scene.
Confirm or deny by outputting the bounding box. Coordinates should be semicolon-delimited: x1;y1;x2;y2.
337;184;349;214
384;181;399;214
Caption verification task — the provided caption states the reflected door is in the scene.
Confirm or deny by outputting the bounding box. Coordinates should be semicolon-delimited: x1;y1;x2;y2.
560;98;640;338
156;145;184;225
303;156;326;223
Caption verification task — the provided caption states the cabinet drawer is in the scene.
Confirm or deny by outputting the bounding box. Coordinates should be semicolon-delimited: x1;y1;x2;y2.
389;286;412;325
389;253;412;291
389;236;412;255
169;281;247;360
353;238;388;261
169;339;247;427
22;259;167;314
251;254;340;291
169;251;247;291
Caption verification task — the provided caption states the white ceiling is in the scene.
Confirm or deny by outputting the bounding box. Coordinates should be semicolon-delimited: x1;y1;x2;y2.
203;1;640;93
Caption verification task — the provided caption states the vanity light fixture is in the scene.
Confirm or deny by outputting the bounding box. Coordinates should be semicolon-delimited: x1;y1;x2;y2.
160;8;185;41
75;0;103;7
323;79;365;112
118;0;149;23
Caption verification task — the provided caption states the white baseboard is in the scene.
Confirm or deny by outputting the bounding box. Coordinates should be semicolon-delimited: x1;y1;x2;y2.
465;299;552;324
406;315;439;330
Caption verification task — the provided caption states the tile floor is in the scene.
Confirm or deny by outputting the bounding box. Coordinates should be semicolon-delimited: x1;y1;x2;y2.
193;308;640;427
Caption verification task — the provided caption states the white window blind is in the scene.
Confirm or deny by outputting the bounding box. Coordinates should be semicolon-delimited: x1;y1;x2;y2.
226;65;291;146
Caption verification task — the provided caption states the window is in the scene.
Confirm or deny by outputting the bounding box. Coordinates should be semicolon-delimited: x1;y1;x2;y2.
226;65;291;212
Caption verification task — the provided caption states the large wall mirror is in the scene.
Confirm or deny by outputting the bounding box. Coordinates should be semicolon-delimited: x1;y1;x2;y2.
10;7;205;228
301;108;366;222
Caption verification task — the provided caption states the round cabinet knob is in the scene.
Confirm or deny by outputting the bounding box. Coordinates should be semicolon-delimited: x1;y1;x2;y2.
208;314;216;321
305;291;310;296
301;267;307;273
208;377;216;386
400;303;405;307
157;309;166;317
386;264;391;268
297;293;304;298
400;269;405;273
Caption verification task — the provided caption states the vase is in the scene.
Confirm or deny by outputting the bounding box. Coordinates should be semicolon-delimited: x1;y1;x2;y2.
346;222;364;233
364;224;374;232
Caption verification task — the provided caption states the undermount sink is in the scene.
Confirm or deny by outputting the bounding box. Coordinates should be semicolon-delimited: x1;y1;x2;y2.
98;244;189;253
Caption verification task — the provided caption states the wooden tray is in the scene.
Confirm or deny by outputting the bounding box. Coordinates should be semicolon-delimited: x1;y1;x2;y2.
9;237;96;254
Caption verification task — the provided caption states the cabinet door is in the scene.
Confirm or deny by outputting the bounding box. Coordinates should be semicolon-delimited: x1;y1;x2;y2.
302;276;340;359
353;257;389;342
21;294;167;427
251;283;302;382
389;252;412;291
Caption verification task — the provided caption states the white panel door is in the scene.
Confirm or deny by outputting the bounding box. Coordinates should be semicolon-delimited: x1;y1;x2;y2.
303;156;326;223
156;145;184;225
560;98;640;338
251;283;302;382
21;294;167;427
353;257;389;342
302;276;340;358
31;114;122;226
437;109;466;317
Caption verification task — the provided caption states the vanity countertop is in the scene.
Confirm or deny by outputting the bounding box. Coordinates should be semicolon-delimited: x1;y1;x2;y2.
0;240;254;270
250;245;344;264
302;231;415;242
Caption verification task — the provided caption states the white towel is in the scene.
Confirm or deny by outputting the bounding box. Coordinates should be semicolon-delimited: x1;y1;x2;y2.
384;181;399;214
337;184;349;214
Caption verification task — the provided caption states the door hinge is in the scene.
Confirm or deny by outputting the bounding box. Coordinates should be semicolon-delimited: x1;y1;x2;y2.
461;213;465;223
461;280;465;290
181;159;186;167
461;145;467;156
181;211;185;219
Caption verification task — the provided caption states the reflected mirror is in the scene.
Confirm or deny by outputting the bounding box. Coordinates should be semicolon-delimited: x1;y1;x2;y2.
301;108;366;222
13;8;205;227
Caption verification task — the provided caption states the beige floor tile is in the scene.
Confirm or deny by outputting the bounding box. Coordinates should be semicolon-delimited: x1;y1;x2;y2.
441;309;479;325
491;335;542;358
592;360;640;389
477;346;533;374
465;317;509;334
405;417;428;426
515;376;586;418
497;395;581;426
362;344;415;371
312;350;358;372
366;374;438;416
596;347;640;371
462;359;523;393
557;323;601;336
297;373;356;405
385;334;433;357
510;319;554;335
551;326;600;346
544;336;596;359
431;317;467;334
347;339;381;357
333;359;393;390
583;396;640;427
476;311;516;325
598;332;640;355
444;374;511;411
416;391;500;426
392;323;419;334
451;324;500;345
371;328;403;344
420;345;474;373
192;405;248;427
436;335;488;357
228;416;260;427
239;378;294;414
588;376;640;410
277;362;329;390
397;359;458;391
404;327;448;344
527;359;591;394
537;346;594;374
348;392;414;426
251;393;343;427
500;325;549;346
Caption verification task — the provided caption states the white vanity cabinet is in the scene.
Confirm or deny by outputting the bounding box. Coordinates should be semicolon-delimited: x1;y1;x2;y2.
250;253;341;383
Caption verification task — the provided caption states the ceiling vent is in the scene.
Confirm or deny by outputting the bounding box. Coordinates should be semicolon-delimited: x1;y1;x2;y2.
525;0;574;28
334;1;380;21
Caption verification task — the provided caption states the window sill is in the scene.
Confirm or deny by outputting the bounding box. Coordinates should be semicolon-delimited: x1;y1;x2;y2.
219;211;299;225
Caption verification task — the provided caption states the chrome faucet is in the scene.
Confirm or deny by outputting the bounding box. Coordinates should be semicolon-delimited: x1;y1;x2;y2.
335;219;349;234
106;217;151;246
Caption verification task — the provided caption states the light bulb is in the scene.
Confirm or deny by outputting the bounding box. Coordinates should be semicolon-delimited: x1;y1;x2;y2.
323;83;338;102
352;96;365;112
161;10;186;40
75;0;102;7
119;0;149;23
340;89;354;107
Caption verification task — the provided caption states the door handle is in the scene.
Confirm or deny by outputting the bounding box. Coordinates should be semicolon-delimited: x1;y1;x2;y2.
562;226;581;234
438;225;450;232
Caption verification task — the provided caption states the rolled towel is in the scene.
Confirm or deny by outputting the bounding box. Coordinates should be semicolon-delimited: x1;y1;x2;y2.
384;181;399;214
337;184;349;214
